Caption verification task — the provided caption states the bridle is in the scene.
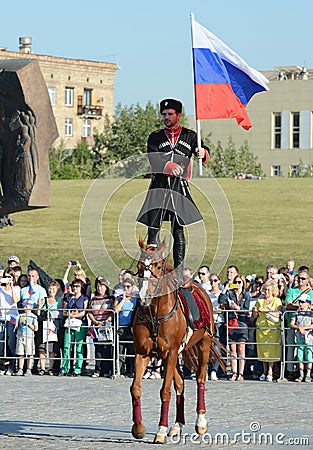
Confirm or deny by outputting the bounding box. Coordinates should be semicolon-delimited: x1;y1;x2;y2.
136;253;179;356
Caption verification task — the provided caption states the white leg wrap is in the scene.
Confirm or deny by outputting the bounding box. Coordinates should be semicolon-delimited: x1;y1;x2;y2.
196;413;207;428
168;422;183;437
154;425;168;444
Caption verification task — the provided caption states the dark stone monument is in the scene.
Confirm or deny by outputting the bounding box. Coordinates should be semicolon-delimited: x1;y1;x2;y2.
0;58;58;216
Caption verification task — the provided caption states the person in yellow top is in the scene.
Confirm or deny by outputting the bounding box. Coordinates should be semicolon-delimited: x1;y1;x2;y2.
253;279;283;382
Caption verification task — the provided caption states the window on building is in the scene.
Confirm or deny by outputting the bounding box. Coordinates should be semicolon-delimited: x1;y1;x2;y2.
271;165;281;177
83;119;91;137
290;165;299;176
292;112;300;148
48;87;56;106
65;118;73;136
273;112;281;149
65;87;74;106
84;88;93;106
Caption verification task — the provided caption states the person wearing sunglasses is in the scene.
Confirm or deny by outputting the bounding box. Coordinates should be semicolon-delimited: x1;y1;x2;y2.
208;273;223;380
61;278;88;376
285;269;313;381
290;295;313;382
218;274;250;381
253;279;282;382
114;277;138;377
197;266;211;294
88;277;115;378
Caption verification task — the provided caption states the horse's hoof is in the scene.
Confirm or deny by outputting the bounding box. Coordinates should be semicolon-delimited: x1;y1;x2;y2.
195;424;208;435
168;423;182;438
154;427;167;444
153;434;167;444
132;422;146;439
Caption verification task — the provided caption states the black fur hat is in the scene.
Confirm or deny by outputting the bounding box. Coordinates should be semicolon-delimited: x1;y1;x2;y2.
160;98;182;114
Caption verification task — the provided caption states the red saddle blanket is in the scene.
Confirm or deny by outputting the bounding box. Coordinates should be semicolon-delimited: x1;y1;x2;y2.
178;284;212;331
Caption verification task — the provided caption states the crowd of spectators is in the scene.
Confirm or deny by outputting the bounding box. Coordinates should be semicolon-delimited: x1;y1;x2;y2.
0;255;313;383
193;258;313;382
0;256;138;379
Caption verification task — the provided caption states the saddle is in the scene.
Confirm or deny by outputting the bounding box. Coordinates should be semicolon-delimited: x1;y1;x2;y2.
178;282;213;333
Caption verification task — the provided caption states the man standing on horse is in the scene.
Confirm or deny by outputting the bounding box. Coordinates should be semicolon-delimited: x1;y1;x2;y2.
137;98;210;284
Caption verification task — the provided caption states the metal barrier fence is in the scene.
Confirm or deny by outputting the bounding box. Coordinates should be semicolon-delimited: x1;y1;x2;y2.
0;307;312;378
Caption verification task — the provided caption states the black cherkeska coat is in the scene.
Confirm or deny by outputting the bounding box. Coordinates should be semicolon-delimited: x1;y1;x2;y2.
137;127;209;229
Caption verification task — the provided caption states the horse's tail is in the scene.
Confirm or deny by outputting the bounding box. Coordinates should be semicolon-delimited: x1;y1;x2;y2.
182;334;227;374
209;336;227;373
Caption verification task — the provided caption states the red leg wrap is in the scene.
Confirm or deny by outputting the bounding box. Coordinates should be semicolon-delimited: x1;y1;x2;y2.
197;381;206;413
176;394;185;425
133;398;142;424
159;400;170;427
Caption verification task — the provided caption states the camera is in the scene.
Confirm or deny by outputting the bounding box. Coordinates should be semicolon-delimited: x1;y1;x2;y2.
70;260;77;266
0;278;11;285
229;283;238;289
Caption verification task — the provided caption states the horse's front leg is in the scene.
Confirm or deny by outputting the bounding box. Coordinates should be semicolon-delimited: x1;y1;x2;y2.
154;350;178;444
195;337;210;435
168;361;185;440
130;354;151;439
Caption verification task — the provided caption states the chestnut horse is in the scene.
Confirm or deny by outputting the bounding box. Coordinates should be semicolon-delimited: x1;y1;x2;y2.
130;238;225;444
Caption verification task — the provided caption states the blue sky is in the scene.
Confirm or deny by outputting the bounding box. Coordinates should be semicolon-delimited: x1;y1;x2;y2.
1;1;313;114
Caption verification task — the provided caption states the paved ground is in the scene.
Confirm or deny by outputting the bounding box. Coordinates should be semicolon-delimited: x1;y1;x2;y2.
0;375;312;449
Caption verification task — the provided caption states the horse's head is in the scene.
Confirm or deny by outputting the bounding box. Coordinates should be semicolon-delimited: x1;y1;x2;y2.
137;236;168;306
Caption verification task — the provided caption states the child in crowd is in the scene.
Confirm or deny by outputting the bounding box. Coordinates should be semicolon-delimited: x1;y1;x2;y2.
290;294;313;382
286;259;296;286
15;299;38;376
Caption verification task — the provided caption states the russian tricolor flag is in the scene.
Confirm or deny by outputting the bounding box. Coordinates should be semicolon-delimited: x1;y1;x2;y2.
64;281;70;293
28;281;36;296
191;16;269;130
9;315;17;325
90;325;98;340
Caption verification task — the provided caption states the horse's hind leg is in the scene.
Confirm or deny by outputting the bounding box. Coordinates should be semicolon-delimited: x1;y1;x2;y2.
130;354;150;439
168;361;185;439
195;336;210;435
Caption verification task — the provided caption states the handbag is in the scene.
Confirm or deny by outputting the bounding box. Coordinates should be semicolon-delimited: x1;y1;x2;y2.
265;312;280;323
90;323;114;342
64;317;82;331
97;324;113;342
42;320;58;343
227;317;239;333
304;331;313;345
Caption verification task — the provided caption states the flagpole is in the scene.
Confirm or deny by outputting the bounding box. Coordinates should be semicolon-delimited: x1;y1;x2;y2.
190;13;203;176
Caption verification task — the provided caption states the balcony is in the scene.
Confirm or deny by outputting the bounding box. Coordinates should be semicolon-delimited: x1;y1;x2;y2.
77;105;103;118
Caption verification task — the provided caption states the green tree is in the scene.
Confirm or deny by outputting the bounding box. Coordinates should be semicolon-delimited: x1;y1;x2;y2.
49;141;97;179
93;102;162;165
223;137;238;177
208;140;226;177
237;140;263;177
49;101;263;180
290;158;312;177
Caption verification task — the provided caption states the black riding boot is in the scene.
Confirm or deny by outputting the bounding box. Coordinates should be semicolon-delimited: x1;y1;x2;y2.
173;228;185;286
147;228;160;247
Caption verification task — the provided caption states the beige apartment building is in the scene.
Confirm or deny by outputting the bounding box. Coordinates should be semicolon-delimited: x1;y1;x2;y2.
189;65;313;177
0;37;117;150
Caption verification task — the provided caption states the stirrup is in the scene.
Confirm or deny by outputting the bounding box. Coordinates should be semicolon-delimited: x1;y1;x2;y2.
178;326;193;354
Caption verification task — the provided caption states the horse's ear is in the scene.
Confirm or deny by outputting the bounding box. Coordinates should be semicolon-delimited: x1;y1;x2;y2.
158;238;167;258
138;236;145;249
